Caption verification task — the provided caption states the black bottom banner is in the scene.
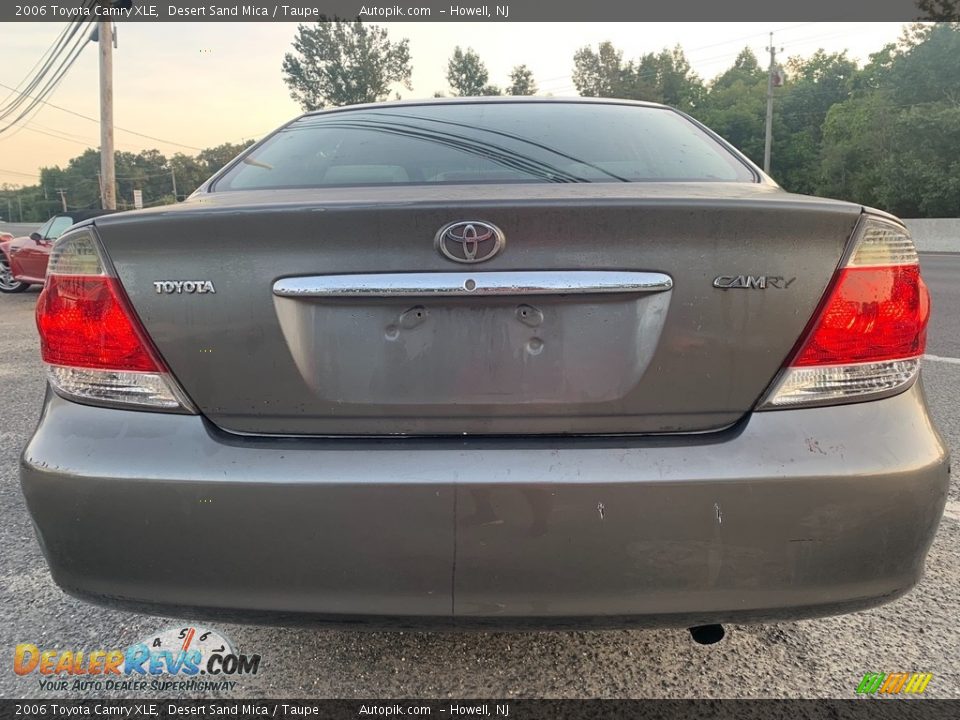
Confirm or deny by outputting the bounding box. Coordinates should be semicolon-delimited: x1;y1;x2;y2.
1;700;959;720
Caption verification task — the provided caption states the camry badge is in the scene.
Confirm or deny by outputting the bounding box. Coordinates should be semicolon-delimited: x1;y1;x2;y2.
154;280;216;294
713;275;796;289
435;221;505;264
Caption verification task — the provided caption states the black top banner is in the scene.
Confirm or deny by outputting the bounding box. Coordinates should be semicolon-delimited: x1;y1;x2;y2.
1;701;959;720
2;0;958;22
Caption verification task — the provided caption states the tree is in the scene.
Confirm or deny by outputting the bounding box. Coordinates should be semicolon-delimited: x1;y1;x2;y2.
774;50;858;193
696;56;769;167
282;19;412;111
39;149;103;211
820;92;897;209
695;45;862;193
819;23;960;216
884;22;960;106
621;46;704;111
197;141;256;176
447;47;494;96
507;65;537;95
711;48;765;90
915;0;960;21
0;138;260;220
572;41;624;97
573;42;703;110
169;153;205;201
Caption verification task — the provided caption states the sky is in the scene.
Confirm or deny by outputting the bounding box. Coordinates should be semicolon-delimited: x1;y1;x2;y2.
0;21;909;187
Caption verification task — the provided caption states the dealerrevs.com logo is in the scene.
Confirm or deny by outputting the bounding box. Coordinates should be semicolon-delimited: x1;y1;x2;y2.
14;626;261;693
856;672;933;695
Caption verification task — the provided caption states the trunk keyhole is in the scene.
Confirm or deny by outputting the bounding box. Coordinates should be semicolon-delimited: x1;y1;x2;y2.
397;306;429;330
516;304;543;327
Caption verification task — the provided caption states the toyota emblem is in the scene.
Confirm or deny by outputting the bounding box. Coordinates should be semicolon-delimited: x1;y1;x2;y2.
435;221;505;264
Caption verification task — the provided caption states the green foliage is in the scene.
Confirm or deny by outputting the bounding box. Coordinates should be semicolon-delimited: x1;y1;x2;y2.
572;41;624;97
694;50;769;166
915;0;960;21
886;23;960;106
774;50;858;193
282;19;412;111
507;65;537;96
572;43;703;112
819;23;960;216
447;47;493;96
0;141;255;222
630;46;704;112
5;26;960;222
712;48;765;89
577;27;960;217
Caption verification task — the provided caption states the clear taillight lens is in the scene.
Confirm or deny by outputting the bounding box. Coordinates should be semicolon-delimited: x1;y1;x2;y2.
760;215;929;409
36;228;195;412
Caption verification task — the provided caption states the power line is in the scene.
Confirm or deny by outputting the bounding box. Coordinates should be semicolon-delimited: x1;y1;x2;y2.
537;23;822;93
0;167;41;179
0;116;266;189
0;79;204;151
0;17;87;117
10;123;95;148
0;19;95;142
17;117;98;143
115;170;183;180
0;18;96;129
2;115;228;154
0;22;74;108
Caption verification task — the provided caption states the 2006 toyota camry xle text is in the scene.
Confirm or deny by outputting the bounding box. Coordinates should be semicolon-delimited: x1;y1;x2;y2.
20;99;949;634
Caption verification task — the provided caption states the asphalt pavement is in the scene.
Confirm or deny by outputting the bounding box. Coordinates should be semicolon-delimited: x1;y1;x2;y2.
0;255;957;699
0;223;38;238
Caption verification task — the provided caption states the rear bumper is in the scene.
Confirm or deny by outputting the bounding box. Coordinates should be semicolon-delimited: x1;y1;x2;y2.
21;382;949;629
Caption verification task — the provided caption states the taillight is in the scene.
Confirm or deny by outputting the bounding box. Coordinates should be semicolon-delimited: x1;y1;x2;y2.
759;215;929;409
35;228;195;412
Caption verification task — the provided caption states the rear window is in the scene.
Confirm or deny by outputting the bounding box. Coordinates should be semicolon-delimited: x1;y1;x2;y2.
213;102;755;190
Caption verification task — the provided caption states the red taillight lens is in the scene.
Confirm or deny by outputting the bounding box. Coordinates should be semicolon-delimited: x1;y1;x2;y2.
792;265;929;366
36;274;161;372
36;228;193;412
760;216;928;409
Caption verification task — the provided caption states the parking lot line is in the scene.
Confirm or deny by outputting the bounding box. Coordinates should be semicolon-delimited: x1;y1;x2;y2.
924;354;960;365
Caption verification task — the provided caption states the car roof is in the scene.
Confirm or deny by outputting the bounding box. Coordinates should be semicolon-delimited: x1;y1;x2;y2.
57;209;115;221
300;96;671;120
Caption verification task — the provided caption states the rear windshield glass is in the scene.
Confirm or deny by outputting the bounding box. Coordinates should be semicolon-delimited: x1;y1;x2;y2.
214;102;755;190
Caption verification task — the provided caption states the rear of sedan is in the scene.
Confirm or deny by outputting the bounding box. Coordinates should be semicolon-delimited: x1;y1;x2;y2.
20;99;948;629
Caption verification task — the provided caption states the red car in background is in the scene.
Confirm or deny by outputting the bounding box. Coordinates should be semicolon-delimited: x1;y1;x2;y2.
1;210;113;293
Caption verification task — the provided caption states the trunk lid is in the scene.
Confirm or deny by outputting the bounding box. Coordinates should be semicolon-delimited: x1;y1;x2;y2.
95;183;860;436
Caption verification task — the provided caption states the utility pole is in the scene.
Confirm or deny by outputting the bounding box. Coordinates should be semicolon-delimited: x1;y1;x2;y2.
56;189;68;212
763;32;780;176
171;168;178;201
17;195;23;222
96;18;116;210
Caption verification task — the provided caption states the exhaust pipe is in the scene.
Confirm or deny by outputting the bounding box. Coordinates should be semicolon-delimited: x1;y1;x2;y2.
689;624;725;645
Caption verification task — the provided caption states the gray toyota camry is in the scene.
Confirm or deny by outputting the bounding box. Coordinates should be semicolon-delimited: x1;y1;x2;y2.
20;99;948;635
